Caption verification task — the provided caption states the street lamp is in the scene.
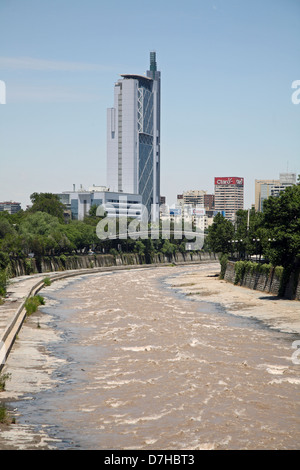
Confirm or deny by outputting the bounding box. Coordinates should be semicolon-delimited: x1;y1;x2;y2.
229;240;239;259
239;239;245;259
253;238;260;261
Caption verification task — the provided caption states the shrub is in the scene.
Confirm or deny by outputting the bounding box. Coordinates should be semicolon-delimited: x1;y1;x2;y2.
0;251;10;270
243;260;254;273
234;260;274;285
0;404;8;422
0;372;11;392
249;262;259;274
260;263;272;275
25;295;45;316
24;258;34;275
234;260;246;285
0;269;7;298
219;253;228;279
59;254;67;268
274;266;284;280
43;277;51;286
0;402;15;424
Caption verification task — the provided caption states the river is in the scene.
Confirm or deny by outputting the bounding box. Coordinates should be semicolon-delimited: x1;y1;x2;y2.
2;263;300;450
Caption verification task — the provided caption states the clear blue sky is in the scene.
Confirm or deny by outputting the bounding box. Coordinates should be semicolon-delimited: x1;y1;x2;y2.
0;0;299;210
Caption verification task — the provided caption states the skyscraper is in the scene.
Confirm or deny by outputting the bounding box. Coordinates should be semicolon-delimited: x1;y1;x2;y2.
107;52;161;220
214;177;244;222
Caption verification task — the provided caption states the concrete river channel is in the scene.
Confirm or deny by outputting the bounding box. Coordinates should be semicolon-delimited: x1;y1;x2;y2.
1;263;299;450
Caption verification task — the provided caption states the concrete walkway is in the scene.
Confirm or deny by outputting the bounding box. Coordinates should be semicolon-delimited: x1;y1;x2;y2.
1;273;57;369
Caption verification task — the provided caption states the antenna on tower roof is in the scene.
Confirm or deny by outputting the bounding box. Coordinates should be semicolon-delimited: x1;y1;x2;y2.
150;51;157;73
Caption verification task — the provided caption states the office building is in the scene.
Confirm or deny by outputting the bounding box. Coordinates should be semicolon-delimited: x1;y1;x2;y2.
255;179;280;212
177;190;214;212
177;190;206;207
278;172;297;185
204;194;215;211
57;188;142;221
0;201;21;214
271;173;296;197
214;177;244;222
255;173;296;211
107;52;161;220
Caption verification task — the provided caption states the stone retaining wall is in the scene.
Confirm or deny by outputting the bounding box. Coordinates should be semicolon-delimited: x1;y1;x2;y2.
224;260;300;300
9;252;218;277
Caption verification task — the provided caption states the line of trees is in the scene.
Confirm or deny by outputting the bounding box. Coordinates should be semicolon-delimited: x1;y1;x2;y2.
0;193;193;298
1;182;298;298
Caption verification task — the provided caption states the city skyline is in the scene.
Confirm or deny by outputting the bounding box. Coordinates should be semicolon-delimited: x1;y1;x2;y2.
0;0;299;211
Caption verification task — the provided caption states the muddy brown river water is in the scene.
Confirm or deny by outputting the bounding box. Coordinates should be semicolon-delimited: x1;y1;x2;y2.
1;264;300;450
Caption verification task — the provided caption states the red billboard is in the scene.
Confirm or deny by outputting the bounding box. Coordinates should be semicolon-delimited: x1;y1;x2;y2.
214;177;244;186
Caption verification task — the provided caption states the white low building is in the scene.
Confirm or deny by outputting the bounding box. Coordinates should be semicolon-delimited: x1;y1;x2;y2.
57;187;142;221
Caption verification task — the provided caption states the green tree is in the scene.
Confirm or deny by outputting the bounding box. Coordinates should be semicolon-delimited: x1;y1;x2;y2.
63;221;96;253
29;193;65;223
19;212;68;256
206;213;234;254
83;204;105;227
0;213;23;256
161;239;177;258
261;185;300;268
143;238;155;263
0;251;10;298
134;240;145;256
0;217;15;238
234;208;265;259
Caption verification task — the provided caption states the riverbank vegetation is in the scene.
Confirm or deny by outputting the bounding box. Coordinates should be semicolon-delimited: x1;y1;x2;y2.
205;183;300;296
24;295;45;317
0;372;11;392
0;193;199;299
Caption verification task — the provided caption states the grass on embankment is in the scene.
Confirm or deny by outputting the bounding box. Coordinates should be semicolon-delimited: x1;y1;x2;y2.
24;295;45;316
